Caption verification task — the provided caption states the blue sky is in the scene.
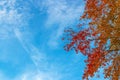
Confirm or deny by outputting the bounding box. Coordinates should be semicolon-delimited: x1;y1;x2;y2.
0;0;106;80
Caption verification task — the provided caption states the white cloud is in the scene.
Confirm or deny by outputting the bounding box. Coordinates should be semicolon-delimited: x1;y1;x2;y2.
0;0;29;39
0;67;62;80
0;27;63;80
45;0;83;27
14;29;61;80
0;0;52;76
0;0;39;67
0;1;85;80
38;0;84;48
18;71;61;80
11;32;64;80
0;1;46;78
14;29;47;66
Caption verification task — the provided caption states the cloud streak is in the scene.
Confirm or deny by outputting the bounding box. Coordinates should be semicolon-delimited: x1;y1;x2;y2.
14;29;48;70
0;0;85;80
0;0;29;39
37;0;84;48
16;69;62;80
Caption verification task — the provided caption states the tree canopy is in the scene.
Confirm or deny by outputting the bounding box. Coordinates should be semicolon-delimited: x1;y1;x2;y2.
63;0;120;80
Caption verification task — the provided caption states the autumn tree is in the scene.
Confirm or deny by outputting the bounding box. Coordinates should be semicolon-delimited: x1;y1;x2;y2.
63;0;120;80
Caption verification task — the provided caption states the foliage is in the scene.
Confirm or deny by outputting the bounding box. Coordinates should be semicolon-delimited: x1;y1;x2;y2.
63;0;120;80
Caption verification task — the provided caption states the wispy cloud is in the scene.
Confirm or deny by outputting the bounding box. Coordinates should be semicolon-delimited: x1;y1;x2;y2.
0;0;30;39
45;0;83;27
0;1;85;80
0;0;41;75
0;66;62;80
16;69;62;80
38;0;84;48
0;0;63;78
